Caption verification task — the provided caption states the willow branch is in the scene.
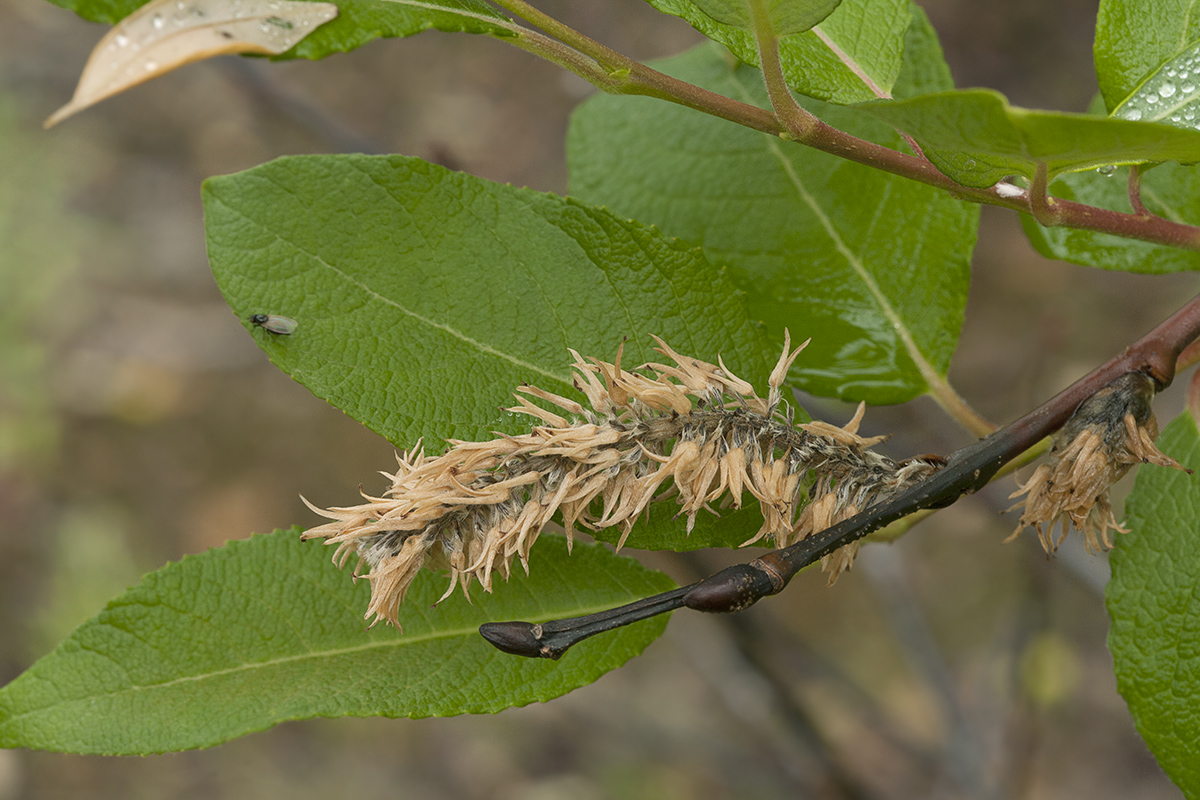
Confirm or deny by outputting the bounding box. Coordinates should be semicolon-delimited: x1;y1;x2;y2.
480;290;1200;659
484;2;1200;253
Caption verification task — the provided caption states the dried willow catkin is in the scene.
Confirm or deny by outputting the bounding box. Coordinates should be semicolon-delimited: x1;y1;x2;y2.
302;335;943;629
1007;372;1187;554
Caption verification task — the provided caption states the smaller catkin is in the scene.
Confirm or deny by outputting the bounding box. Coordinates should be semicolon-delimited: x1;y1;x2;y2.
1007;372;1186;554
303;334;943;629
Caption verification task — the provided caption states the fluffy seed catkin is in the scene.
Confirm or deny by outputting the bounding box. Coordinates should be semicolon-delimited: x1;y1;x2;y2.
303;335;943;628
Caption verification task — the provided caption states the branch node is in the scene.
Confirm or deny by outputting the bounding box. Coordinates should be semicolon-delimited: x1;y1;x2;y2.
683;563;780;613
1028;162;1062;227
1128;164;1150;217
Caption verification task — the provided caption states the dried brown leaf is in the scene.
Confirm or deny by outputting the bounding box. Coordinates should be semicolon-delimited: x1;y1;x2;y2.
46;0;337;127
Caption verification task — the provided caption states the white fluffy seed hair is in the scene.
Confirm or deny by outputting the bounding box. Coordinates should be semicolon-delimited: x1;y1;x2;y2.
302;334;943;629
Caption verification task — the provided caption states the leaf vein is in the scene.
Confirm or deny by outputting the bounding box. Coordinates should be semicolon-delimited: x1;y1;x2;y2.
0;601;633;724
215;186;571;388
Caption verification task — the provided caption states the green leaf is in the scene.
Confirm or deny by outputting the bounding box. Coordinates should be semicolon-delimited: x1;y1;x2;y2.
203;153;771;449
0;531;674;754
641;0;910;104
1108;412;1200;798
1021;164;1200;273
568;25;976;404
764;0;841;34
48;0;515;57
690;0;841;36
1095;0;1200;112
854;88;1200;187
288;0;515;59
888;2;952;96
1111;39;1200;130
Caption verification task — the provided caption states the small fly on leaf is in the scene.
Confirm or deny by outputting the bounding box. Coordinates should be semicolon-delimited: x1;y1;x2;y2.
250;313;298;335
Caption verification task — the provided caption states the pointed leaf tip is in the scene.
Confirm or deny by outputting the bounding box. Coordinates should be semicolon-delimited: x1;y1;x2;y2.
46;0;337;127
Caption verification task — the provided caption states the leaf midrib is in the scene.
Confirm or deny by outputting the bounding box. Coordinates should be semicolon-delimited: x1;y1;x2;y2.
723;70;946;391
0;600;629;720
812;25;889;99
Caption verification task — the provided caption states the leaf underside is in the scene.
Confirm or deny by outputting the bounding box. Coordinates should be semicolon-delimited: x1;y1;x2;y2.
641;0;910;104
46;0;340;127
853;89;1200;189
48;0;515;58
687;0;843;38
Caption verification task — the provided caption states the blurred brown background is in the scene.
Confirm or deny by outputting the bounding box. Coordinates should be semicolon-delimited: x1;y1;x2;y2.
1;0;1198;797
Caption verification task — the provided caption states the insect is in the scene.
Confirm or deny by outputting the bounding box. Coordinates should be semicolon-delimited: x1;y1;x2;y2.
249;313;298;335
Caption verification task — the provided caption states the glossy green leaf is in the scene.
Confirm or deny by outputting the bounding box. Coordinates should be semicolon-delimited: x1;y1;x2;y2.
1021;164;1200;273
1108;412;1200;798
0;531;674;754
641;0;909;104
568;17;975;404
1111;39;1200;130
690;0;841;36
47;0;515;58
854;88;1200;187
1095;0;1200;112
204;153;771;449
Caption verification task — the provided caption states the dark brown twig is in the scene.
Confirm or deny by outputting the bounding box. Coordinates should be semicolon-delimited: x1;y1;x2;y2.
480;291;1200;659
